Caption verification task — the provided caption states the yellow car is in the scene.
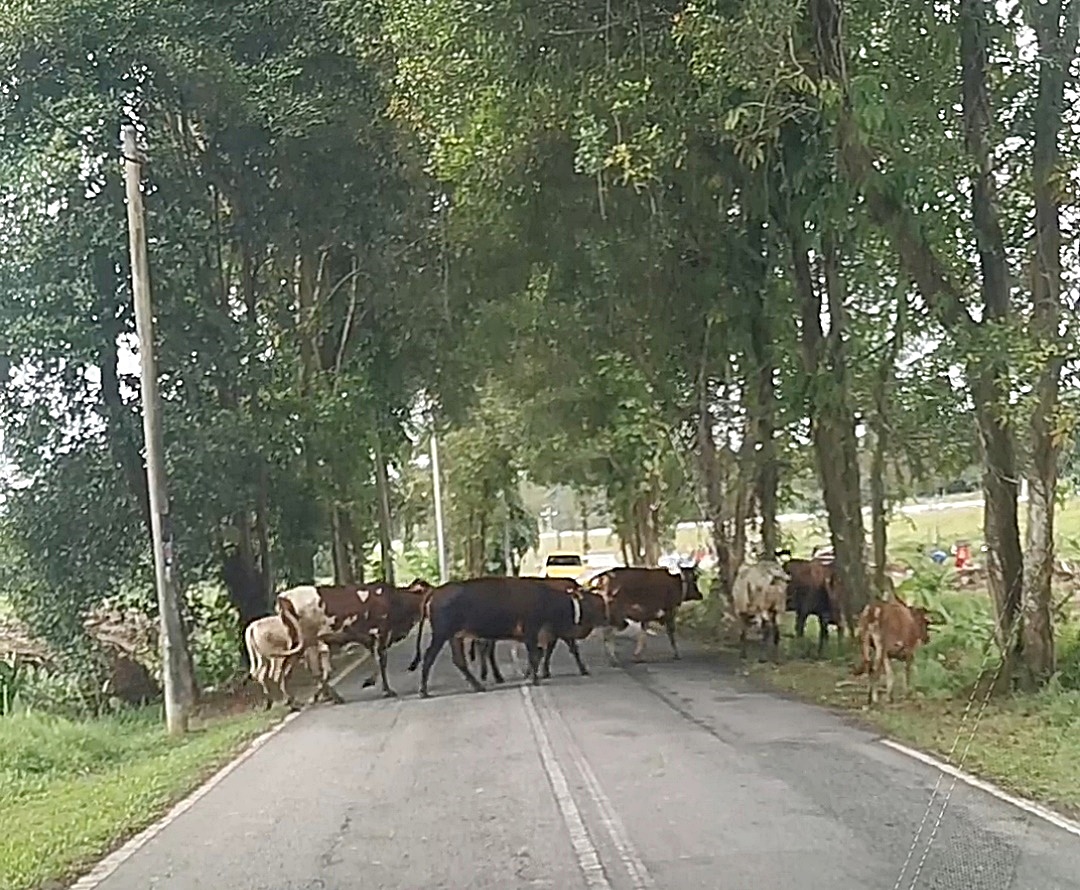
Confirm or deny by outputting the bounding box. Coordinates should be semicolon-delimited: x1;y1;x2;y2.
540;551;585;580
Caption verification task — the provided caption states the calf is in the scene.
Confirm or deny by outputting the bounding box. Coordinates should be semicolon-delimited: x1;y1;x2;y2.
588;566;701;665
276;579;431;703
731;560;790;661
471;579;608;682
244;598;306;710
853;597;933;705
407;577;591;698
776;549;851;655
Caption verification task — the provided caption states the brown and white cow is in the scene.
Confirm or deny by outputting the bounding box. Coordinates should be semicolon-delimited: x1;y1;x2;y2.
587;565;702;665
276;579;431;703
407;576;593;698
853;596;934;705
469;578;608;682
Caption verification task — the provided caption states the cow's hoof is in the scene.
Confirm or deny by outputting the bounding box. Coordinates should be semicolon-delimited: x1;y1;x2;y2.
579;669;590;677
287;700;302;712
419;690;431;699
471;686;487;694
382;689;398;699
362;677;376;689
494;677;505;685
541;671;552;680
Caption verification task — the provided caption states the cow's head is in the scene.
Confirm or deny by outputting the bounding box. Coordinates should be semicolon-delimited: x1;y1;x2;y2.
679;565;703;601
578;590;609;629
910;606;934;644
774;548;793;566
406;578;433;593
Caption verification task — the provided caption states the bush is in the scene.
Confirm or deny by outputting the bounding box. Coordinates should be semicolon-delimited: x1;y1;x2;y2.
187;584;245;689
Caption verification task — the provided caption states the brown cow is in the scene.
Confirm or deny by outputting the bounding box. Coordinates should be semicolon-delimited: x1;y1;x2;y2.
587;566;701;665
776;549;852;655
276;579;431;703
407;576;593;698
853;596;933;705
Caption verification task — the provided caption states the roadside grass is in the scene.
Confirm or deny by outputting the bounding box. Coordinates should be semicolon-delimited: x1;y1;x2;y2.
726;597;1080;821
0;706;281;890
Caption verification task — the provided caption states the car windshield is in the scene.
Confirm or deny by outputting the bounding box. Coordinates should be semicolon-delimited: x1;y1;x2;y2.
546;555;582;566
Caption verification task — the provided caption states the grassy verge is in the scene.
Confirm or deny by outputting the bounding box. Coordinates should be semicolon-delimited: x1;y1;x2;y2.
751;656;1080;819
0;706;281;890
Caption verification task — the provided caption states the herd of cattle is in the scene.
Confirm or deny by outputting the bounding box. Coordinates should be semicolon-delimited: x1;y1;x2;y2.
244;552;934;711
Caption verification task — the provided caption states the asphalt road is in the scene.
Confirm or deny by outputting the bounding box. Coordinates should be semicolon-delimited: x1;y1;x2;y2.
90;636;1080;890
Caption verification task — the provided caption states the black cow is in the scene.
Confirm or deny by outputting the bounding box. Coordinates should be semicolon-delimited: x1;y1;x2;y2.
407;577;593;698
471;582;608;682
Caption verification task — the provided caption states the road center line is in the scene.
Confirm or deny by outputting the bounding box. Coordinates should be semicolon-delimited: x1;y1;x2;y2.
538;685;657;890
520;682;613;889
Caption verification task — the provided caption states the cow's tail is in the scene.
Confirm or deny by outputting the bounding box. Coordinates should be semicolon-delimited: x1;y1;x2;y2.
408;596;428;672
275;596;306;657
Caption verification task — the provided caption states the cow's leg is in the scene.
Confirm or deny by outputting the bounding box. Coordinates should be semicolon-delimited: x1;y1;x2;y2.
449;636;486;693
541;640;557;679
477;640;489;681
602;625;620;667
278;655;301;711
738;617;749;660
419;634;448;698
524;634;543;685
311;642;344;705
794;608;807;639
664;613;680;660
486;641;505;684
883;655;896;702
632;622;648;662
567;638;590;676
361;644;379;689
373;631;396;698
254;657;274;710
904;658;914;698
816;615;828;658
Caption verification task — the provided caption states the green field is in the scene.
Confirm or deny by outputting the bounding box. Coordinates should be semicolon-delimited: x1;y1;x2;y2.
526;497;1080;570
0;707;280;890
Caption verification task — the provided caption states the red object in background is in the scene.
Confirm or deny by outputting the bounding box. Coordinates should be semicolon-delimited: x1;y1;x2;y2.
955;542;971;570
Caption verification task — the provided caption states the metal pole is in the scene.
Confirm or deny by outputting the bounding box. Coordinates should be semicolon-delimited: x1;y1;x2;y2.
430;422;449;583
122;125;192;736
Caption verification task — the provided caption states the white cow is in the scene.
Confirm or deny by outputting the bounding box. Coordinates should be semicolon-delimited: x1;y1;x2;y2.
731;560;790;662
244;606;306;710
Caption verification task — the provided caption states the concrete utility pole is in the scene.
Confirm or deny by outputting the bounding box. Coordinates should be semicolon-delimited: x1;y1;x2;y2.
122;125;193;736
429;418;449;584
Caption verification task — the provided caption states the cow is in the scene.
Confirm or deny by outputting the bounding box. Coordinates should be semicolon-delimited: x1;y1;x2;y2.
244;599;307;710
406;576;593;698
731;560;790;662
469;578;609;682
775;549;852;655
853;596;933;705
587;565;701;665
275;579;432;704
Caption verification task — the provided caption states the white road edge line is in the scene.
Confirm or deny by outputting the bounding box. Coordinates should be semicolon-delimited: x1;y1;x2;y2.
880;738;1080;840
520;683;613;890
541;686;657;890
69;650;372;890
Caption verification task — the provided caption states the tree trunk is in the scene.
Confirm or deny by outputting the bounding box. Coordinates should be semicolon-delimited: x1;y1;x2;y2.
373;434;396;585
746;217;779;558
1020;0;1077;687
869;427;888;594
961;0;1024;676
793;235;869;615
330;507;354;585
